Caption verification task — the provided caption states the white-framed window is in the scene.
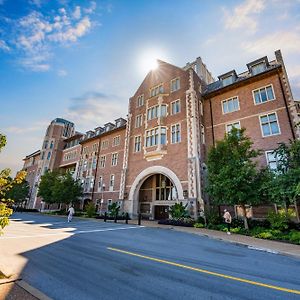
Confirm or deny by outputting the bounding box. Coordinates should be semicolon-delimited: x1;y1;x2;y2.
112;136;120;147
259;112;280;137
265;151;280;170
134;136;142;152
201;125;205;144
222;96;239;114
171;124;181;144
111;153;118;166
226;121;241;133
98;176;104;191
92;143;98;152
150;84;164;97
50;141;54;149
92;156;97;169
170;78;180;92
253;85;275;105
109;174;115;191
47;151;51;160
101;140;109;149
171;99;180;115
135;114;143;128
90;177;94;189
200;101;203;116
137;94;144;107
83;146;88;154
251;62;266;75
147;104;167;120
83;160;87;171
145;127;167;147
99;155;106;168
222;75;234;86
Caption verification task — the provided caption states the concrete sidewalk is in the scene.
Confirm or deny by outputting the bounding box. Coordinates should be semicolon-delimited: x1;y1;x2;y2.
131;220;300;258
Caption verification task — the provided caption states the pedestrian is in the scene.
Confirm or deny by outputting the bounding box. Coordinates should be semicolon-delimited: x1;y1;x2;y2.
68;205;75;222
223;209;232;235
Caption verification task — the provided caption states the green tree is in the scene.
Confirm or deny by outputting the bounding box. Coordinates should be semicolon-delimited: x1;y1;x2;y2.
0;133;26;233
52;172;83;205
206;128;262;230
6;181;30;209
38;170;59;204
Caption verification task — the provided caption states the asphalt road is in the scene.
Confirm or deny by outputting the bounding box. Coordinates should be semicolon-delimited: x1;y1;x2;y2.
1;213;300;300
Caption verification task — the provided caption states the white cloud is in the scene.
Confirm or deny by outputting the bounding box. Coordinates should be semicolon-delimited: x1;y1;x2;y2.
58;69;68;76
3;121;49;134
242;31;300;56
2;3;96;72
223;0;266;33
0;39;10;51
73;6;81;20
84;1;96;14
65;92;126;130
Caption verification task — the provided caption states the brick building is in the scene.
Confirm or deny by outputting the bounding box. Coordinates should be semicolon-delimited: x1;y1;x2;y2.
23;50;299;218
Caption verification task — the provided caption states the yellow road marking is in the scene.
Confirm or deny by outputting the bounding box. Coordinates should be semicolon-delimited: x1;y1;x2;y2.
107;247;300;295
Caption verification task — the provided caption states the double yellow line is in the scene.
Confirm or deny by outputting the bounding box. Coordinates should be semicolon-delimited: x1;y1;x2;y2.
108;247;300;295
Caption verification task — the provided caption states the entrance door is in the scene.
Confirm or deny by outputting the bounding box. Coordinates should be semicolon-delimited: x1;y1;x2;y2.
155;205;169;220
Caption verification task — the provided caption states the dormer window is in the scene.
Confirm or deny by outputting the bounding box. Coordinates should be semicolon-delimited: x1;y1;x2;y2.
222;75;234;86
251;62;266;75
170;78;180;92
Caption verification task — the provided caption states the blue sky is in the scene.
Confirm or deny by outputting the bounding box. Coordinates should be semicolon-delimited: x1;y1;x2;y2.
0;0;300;175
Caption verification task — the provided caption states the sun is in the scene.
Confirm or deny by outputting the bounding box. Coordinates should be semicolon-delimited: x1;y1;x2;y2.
138;48;166;74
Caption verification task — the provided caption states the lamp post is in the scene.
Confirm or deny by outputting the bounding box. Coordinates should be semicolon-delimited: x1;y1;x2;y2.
100;183;106;215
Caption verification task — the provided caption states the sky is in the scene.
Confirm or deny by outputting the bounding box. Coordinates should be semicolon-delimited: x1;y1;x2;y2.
0;0;300;175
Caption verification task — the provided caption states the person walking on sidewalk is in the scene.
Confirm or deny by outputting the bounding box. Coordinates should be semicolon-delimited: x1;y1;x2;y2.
223;209;232;235
68;205;75;222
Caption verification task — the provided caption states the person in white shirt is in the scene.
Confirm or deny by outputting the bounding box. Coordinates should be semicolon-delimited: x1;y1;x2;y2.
68;205;75;222
223;209;232;235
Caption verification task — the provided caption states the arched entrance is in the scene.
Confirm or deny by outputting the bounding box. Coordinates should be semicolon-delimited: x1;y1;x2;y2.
128;166;184;219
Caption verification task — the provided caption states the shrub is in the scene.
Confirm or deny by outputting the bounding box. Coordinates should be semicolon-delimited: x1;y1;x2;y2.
288;230;300;244
108;203;120;217
230;227;242;233
85;203;96;218
248;218;270;229
169;202;189;221
256;231;273;239
194;222;204;228
206;210;222;226
267;210;289;231
231;218;244;228
197;216;206;225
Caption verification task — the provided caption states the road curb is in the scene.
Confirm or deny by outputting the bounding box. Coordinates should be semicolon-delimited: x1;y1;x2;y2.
17;280;53;300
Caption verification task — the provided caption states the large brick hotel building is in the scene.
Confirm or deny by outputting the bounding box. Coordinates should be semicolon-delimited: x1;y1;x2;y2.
23;50;300;219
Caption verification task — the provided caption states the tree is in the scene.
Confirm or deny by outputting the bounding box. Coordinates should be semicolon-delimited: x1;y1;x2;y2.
0;133;26;233
38;171;83;206
38;170;59;204
52;172;83;205
268;140;300;221
6;181;30;208
206;128;262;230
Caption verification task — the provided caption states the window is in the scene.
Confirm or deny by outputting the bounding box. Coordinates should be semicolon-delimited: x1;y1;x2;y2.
137;95;144;107
92;157;97;169
260;113;280;137
41;152;45;160
251;62;266;75
253;85;275;105
101;140;109;149
134;136;141;152
83;160;87;171
90;177;94;189
150;84;164;97
109;174;115;191
226;121;241;133
50;141;54;149
171;100;180;115
99;156;106;168
111;153;118;166
201;125;205;144
44;141;48;149
47;151;51;160
83;147;88;154
98;176;104;191
170;78;180;92
265;151;280;170
113;136;120;147
135;114;143;128
92;143;98;152
222;97;239;114
147;105;167;120
171;124;181;143
222;75;233;86
145;127;166;147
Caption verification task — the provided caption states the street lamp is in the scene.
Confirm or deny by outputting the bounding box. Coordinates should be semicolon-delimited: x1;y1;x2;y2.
100;183;106;215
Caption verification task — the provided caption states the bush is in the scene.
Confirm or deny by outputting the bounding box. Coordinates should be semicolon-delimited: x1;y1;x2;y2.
85;203;96;218
194;222;204;228
108;203;120;218
158;218;195;227
267;210;289;231
248;218;270;229
231;218;245;228
288;230;300;244
197;216;206;225
206;210;223;226
169;202;189;221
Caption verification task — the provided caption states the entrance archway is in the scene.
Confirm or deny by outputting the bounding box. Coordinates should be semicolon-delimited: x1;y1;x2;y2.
128;166;184;219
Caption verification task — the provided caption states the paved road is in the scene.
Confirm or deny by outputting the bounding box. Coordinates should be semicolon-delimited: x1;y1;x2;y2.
1;213;300;300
